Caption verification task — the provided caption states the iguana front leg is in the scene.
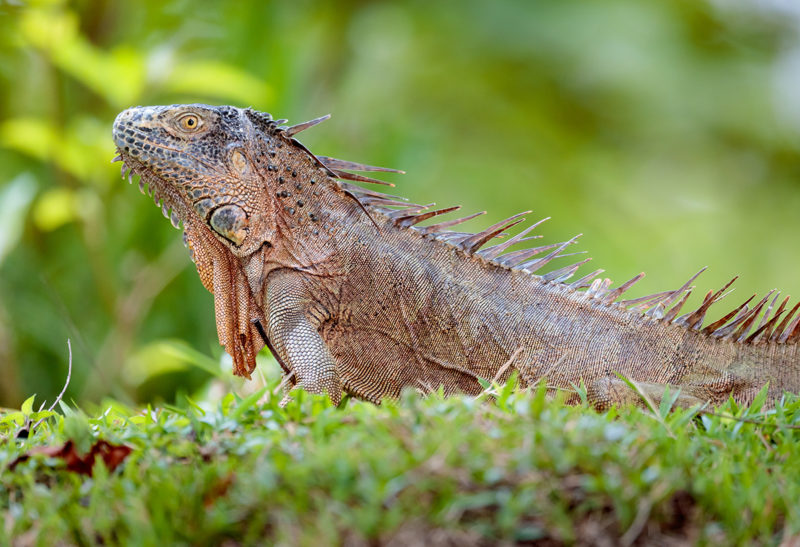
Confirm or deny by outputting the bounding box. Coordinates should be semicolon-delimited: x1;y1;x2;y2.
264;269;342;405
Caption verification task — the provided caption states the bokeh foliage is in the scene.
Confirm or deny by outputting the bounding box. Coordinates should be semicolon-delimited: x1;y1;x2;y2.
1;0;799;406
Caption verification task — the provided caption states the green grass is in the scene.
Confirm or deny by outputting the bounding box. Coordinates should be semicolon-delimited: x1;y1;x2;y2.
2;380;800;545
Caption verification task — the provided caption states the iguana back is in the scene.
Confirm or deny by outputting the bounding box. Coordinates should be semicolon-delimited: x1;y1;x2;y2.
112;104;800;407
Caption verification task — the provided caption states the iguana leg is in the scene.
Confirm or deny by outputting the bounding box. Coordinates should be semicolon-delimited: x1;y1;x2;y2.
587;377;706;412
264;269;342;405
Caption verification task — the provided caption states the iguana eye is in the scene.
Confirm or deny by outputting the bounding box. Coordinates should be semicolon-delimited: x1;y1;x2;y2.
179;114;201;132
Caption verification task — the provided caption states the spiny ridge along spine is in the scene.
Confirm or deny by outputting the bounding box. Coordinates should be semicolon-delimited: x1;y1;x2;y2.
281;114;800;346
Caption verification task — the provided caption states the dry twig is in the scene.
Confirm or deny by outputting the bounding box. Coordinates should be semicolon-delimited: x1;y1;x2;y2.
30;339;73;433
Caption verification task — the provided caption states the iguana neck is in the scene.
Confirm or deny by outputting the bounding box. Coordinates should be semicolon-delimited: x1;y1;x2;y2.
241;140;372;296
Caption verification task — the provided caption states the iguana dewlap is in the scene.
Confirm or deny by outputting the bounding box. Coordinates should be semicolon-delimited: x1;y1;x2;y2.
112;104;800;408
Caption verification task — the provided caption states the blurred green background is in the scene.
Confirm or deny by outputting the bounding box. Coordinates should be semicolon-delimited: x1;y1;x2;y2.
1;0;799;407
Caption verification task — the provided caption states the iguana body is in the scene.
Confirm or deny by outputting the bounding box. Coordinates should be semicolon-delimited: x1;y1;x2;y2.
112;104;800;408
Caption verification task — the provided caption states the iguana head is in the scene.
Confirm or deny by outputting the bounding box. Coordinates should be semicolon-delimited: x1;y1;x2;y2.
112;104;310;378
112;104;375;379
112;104;288;257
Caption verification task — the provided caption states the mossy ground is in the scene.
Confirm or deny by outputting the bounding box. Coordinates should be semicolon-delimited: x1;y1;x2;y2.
2;379;799;545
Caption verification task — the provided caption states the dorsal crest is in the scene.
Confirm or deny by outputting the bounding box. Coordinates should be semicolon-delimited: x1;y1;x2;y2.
275;112;800;348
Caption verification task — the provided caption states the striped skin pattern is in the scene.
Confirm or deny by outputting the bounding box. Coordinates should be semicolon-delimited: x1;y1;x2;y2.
112;104;800;408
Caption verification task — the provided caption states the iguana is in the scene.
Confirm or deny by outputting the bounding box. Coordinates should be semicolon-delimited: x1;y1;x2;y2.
112;104;800;409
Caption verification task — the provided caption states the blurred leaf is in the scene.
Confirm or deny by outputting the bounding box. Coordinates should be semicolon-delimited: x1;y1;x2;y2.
746;383;770;416
28;410;56;422
160;340;226;379
122;340;195;387
221;392;235;417
0;173;36;264
19;8;145;107
0;411;25;426
0;118;58;162
1;117;112;181
658;385;680;418
20;394;35;415
182;394;206;416
61;117;116;184
229;386;269;421
32;187;77;231
163;60;272;106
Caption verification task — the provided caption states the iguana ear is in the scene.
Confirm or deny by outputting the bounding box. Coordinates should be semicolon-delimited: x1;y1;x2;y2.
184;224;265;378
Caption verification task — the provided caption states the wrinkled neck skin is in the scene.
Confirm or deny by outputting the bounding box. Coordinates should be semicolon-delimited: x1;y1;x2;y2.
238;135;368;309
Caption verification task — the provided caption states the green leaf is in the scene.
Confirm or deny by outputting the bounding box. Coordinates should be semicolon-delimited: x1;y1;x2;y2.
669;403;705;430
221;392;236;417
182;395;206;417
0;411;25;425
59;400;75;416
530;380;549;417
615;373;675;438
28;410;56;422
477;377;492;390
20;395;36;416
498;371;519;405
161;404;188;417
746;383;770;416
229;386;269;421
163;61;272;106
571;379;589;406
658;385;680;418
615;373;657;413
160;340;227;379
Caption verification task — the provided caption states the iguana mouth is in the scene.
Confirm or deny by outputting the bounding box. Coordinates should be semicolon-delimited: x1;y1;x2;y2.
112;106;203;234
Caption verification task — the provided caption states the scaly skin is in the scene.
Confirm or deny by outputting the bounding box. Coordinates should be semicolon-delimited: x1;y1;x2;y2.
112;104;800;408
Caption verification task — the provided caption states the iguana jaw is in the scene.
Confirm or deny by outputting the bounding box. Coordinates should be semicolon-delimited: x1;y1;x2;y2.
112;105;207;235
113;147;192;230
